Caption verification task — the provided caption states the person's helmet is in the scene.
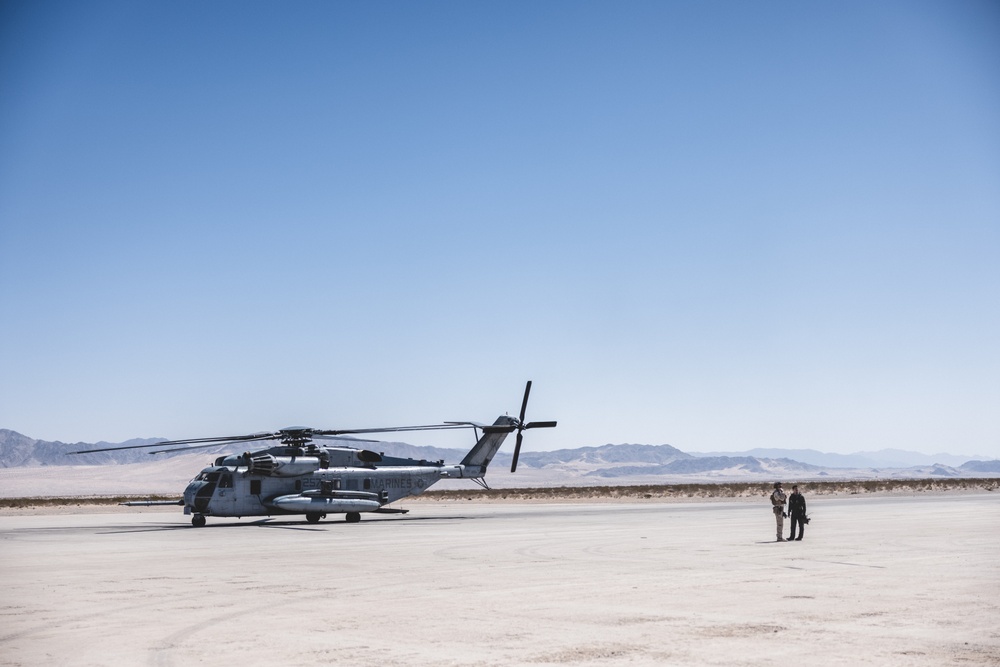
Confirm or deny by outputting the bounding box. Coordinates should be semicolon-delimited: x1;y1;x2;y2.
774;482;782;489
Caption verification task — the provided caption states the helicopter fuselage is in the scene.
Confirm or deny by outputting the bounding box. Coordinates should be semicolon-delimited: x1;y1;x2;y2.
72;386;556;527
182;460;464;520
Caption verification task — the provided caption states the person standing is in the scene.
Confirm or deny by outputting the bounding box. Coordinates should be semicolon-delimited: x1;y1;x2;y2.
770;482;787;542
787;484;807;541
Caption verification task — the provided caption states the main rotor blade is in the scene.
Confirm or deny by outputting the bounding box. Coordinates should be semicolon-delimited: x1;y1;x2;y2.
518;380;532;424
66;433;273;455
147;433;279;447
66;442;169;455
147;434;379;454
315;423;477;436
524;421;557;429
68;424;479;456
312;435;379;443
510;431;524;473
147;442;238;454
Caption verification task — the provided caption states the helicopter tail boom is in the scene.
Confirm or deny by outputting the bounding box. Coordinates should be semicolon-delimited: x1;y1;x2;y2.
457;382;558;477
458;416;517;475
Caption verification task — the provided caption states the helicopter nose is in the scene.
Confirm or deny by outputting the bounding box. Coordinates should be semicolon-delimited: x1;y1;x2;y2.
183;480;204;505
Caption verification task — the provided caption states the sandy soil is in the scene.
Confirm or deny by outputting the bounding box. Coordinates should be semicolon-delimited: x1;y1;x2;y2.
1;494;998;666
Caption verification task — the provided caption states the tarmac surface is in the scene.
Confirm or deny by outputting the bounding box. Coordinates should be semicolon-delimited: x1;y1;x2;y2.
1;493;998;666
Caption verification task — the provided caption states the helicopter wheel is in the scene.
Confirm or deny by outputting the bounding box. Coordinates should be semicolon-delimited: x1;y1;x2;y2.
305;512;324;524
345;512;361;523
191;514;206;528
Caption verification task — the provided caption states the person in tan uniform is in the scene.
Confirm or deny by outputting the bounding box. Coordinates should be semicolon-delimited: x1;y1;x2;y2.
770;482;787;541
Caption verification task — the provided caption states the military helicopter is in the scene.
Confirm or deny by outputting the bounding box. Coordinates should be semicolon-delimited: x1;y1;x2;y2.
69;381;555;527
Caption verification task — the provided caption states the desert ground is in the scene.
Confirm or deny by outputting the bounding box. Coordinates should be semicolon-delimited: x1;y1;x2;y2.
1;493;998;666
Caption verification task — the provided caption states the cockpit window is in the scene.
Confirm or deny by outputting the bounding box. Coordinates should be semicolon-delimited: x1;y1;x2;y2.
219;474;233;489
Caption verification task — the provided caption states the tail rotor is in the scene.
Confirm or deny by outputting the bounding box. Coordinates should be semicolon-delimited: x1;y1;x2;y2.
510;380;557;472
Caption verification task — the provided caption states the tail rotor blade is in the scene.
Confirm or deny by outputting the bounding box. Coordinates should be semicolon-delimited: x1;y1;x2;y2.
524;421;557;429
510;431;524;473
518;380;532;424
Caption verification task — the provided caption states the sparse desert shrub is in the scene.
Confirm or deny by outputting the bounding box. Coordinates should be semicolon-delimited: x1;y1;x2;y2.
5;479;996;508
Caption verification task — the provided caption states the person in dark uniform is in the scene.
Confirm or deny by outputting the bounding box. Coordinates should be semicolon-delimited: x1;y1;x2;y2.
787;484;807;541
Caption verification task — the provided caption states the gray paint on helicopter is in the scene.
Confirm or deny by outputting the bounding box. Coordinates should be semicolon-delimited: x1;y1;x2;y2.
68;382;555;527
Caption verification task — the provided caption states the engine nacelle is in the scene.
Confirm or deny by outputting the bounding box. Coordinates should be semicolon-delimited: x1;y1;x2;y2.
247;454;321;477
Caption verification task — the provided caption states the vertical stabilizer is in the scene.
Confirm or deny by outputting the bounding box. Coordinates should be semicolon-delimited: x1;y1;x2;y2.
459;416;517;475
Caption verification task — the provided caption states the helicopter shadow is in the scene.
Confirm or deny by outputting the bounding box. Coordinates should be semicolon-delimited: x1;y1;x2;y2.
100;519;326;534
98;514;478;534
371;514;477;523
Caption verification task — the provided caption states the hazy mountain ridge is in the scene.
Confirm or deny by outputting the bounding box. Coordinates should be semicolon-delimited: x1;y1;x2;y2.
959;459;1000;473
0;430;230;467
585;456;829;479
2;430;997;480
518;443;691;466
693;447;992;469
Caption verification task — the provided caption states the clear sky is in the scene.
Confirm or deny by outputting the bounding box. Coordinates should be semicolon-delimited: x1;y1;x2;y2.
1;1;998;458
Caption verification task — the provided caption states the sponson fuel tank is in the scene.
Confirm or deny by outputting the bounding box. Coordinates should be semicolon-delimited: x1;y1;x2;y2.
267;495;381;513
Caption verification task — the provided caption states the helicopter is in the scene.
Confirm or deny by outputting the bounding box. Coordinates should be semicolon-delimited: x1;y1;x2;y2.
68;381;555;527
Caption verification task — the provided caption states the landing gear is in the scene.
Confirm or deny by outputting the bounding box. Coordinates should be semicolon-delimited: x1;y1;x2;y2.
305;512;325;524
191;514;206;528
345;512;361;523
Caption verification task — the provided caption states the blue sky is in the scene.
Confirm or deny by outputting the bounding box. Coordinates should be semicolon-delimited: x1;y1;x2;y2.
1;1;998;458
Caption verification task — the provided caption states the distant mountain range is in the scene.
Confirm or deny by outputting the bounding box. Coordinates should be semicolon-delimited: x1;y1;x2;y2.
0;429;221;467
690;447;994;469
2;429;998;479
